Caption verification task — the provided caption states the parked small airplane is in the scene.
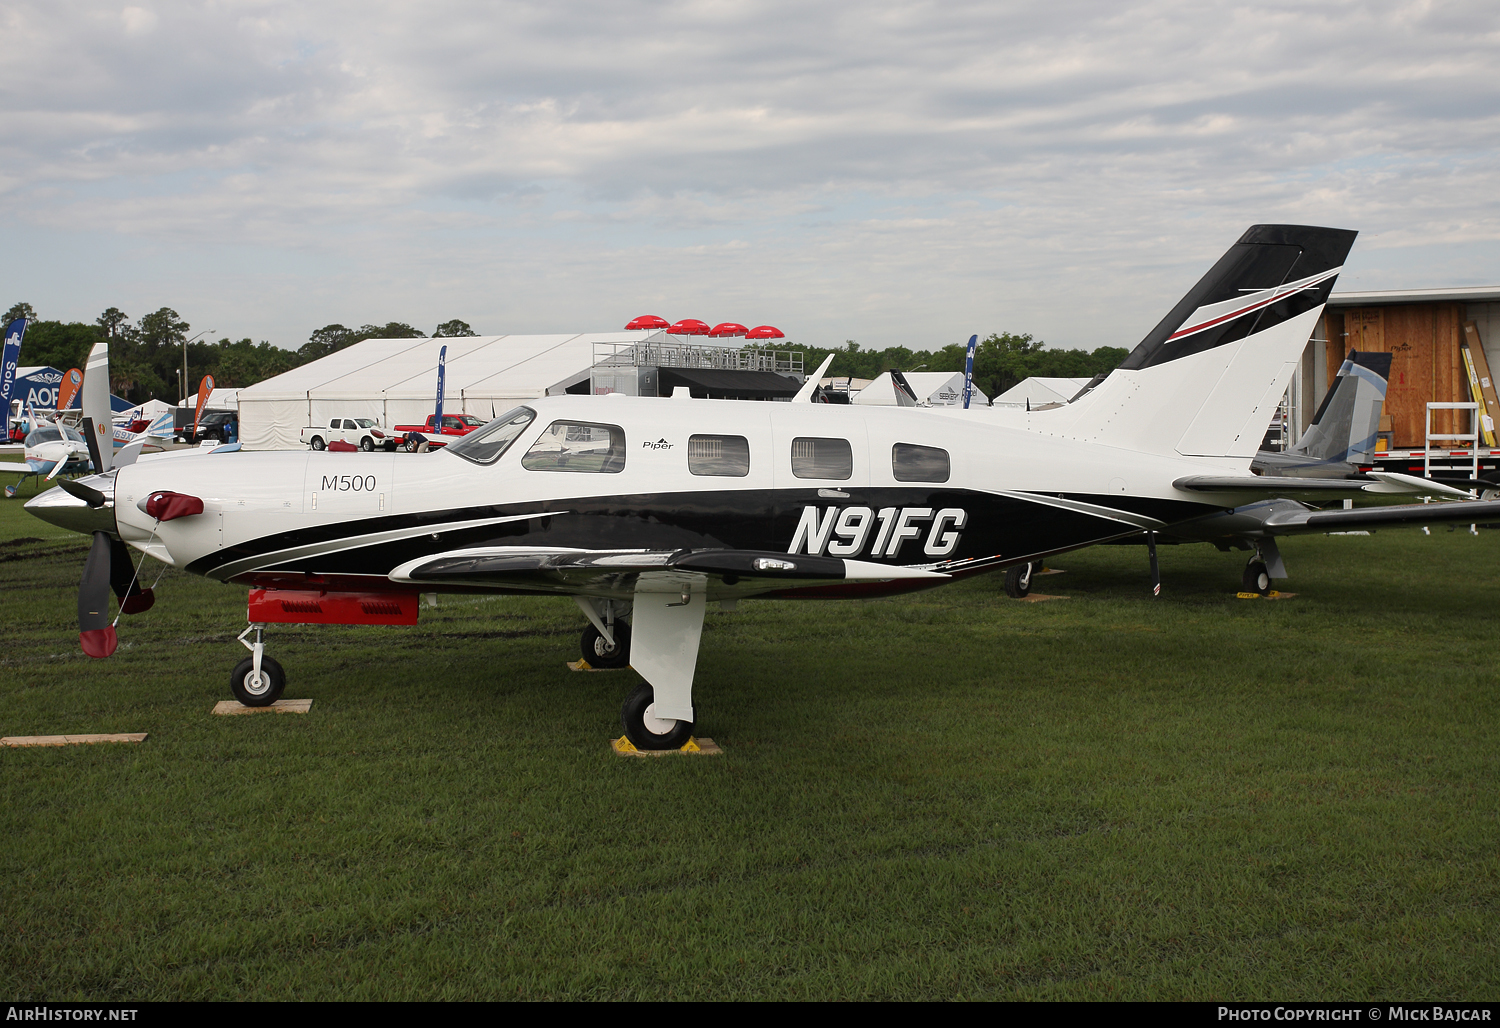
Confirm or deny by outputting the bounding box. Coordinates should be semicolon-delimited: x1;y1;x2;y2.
0;420;93;496
26;225;1500;748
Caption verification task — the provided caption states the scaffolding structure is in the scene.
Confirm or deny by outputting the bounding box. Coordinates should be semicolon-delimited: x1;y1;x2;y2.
592;337;802;376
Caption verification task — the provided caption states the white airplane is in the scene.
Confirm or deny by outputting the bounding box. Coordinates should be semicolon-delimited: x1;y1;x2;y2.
0;421;94;495
25;224;1500;749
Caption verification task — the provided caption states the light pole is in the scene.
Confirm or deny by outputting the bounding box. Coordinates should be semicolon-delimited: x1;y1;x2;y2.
181;330;215;405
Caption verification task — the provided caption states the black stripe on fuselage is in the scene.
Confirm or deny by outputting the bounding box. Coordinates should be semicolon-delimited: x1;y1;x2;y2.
185;488;1224;580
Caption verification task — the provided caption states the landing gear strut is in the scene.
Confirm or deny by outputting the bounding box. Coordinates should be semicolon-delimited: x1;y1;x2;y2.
232;623;286;706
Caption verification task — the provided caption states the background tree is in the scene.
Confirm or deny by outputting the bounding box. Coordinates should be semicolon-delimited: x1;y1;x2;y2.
96;308;129;338
4;302;36;323
433;319;478;338
19;321;104;375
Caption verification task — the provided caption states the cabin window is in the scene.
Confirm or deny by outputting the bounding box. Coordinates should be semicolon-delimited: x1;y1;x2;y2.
521;420;626;473
688;435;750;477
446;406;536;465
891;442;950;483
790;437;852;480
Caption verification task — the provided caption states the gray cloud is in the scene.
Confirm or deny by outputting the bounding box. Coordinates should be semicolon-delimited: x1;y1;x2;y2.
1;0;1497;349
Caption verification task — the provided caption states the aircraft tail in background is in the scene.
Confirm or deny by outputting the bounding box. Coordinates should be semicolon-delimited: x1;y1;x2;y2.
1250;350;1390;478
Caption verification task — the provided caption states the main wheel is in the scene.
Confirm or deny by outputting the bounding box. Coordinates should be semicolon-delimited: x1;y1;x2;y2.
581;621;631;668
621;682;693;750
1003;561;1036;598
309;436;326;451
1242;559;1271;596
360;436;374;452
230;654;286;707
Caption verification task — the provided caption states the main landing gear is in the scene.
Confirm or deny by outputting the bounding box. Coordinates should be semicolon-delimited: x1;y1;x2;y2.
577;588;703;751
1242;558;1271;597
231;623;286;706
581;620;631;669
621;682;694;750
1004;561;1040;598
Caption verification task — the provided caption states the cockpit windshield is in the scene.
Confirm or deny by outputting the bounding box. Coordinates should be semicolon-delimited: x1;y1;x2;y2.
445;407;537;465
25;425;83;446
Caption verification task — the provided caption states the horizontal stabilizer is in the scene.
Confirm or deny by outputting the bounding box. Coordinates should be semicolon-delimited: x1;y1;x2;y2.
1175;474;1468;501
1262;498;1500;533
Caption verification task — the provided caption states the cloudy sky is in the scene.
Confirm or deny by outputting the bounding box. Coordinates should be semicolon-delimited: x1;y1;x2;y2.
2;0;1498;352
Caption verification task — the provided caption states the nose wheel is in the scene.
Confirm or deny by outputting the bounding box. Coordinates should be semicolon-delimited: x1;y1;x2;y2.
232;623;286;706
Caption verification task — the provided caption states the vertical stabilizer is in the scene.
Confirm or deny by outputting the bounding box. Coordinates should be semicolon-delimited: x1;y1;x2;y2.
1052;225;1357;461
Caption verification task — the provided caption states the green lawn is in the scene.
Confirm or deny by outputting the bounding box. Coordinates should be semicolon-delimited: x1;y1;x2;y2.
2;473;1497;1000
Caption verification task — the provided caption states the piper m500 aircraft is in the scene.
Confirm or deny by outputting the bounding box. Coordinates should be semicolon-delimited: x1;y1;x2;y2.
26;225;1500;747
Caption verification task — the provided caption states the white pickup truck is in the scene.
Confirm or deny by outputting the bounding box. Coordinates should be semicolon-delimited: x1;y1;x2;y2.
299;418;396;452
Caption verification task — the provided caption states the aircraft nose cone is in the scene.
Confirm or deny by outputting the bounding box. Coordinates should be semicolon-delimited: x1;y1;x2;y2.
25;474;118;536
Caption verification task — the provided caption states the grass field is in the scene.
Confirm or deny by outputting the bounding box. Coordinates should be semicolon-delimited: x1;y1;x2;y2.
3;472;1498;1000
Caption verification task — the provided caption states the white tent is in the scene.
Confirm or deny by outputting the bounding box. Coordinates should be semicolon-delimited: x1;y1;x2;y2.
184;388;242;410
236;333;649;449
851;371;987;407
116;398;175;423
991;377;1093;408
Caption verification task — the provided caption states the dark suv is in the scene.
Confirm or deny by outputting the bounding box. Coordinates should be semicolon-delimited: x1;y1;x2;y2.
175;408;238;445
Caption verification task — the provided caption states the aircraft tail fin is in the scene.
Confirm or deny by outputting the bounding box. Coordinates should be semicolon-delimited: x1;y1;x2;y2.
1289;350;1390;464
889;370;919;407
1055;225;1358;461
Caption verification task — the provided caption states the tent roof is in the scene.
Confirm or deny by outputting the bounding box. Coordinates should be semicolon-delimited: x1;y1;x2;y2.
993;377;1093;406
237;333;658;401
852;371;988;406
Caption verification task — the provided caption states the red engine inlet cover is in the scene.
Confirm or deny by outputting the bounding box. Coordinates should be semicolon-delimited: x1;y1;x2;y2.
144;491;205;521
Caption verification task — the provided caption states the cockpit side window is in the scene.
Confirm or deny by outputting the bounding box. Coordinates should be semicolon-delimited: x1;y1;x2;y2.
521;421;626;473
445;407;536;465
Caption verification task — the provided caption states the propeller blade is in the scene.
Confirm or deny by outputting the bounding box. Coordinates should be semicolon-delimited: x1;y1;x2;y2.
58;477;108;507
45;457;65;480
79;531;118;657
109;536;154;615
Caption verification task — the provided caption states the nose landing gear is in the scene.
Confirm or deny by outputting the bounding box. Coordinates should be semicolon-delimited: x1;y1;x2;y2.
231;623;286;706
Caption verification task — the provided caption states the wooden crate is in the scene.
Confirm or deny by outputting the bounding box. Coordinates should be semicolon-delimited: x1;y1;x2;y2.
1326;304;1467;449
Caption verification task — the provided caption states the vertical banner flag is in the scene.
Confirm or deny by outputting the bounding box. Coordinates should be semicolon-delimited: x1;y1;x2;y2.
57;368;83;411
962;334;978;410
0;318;28;438
193;375;215;436
434;345;447;427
